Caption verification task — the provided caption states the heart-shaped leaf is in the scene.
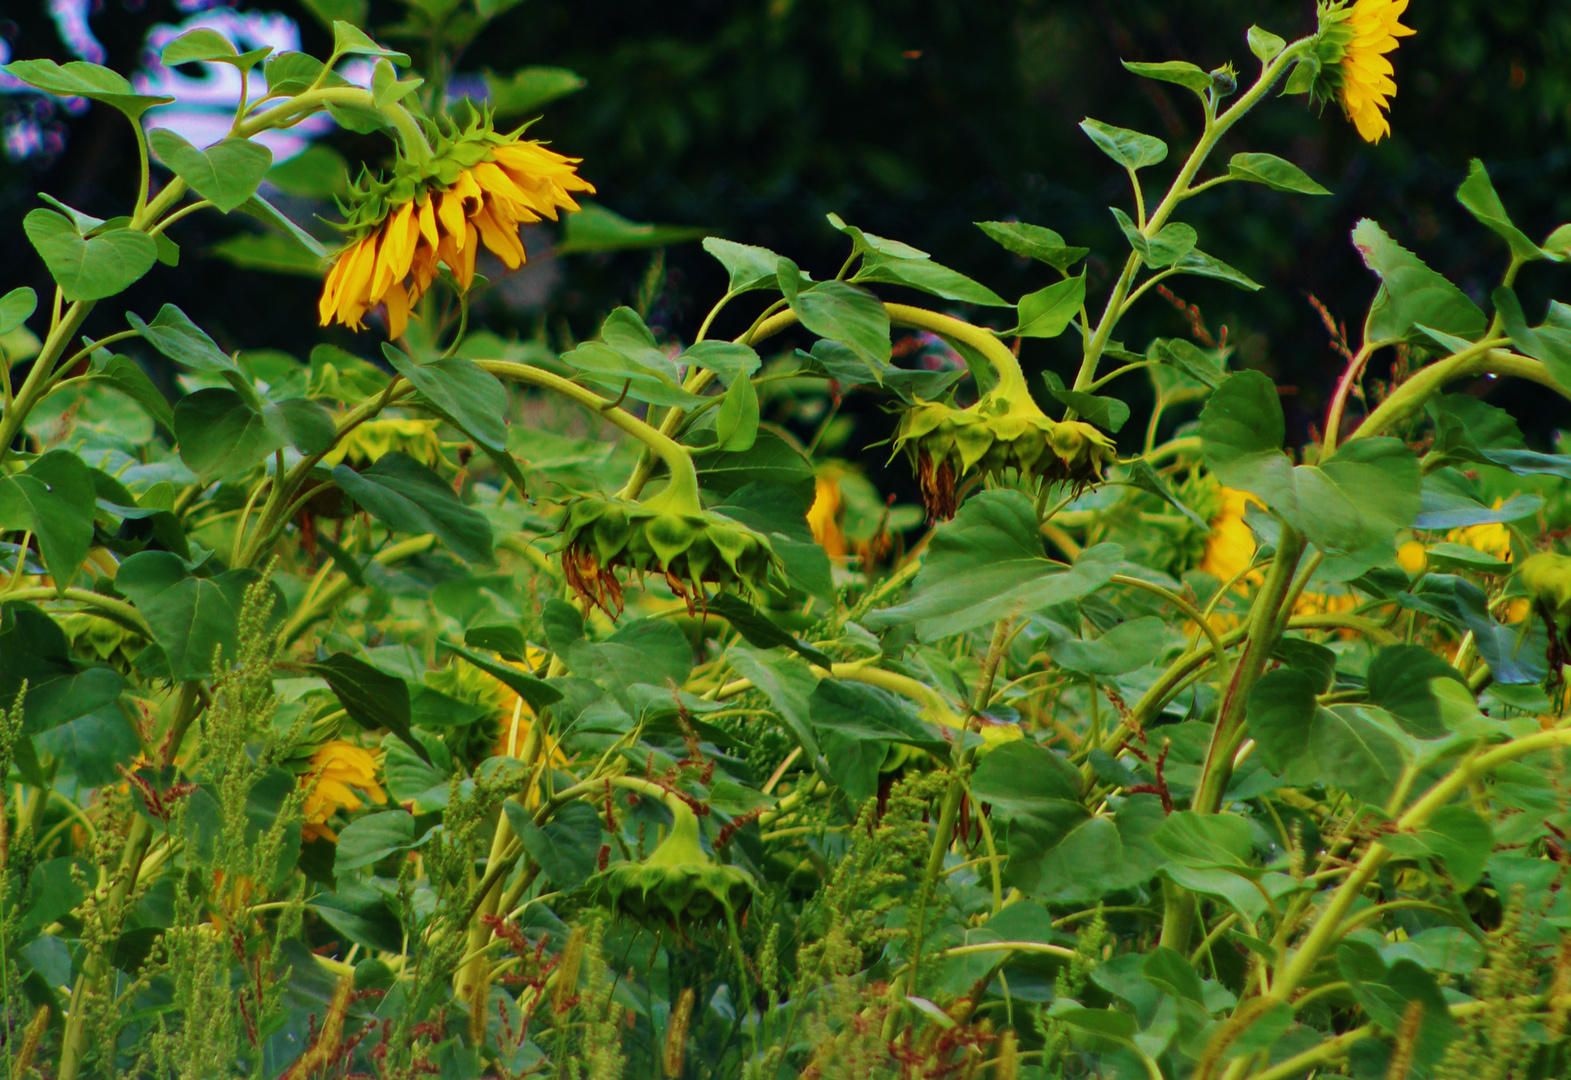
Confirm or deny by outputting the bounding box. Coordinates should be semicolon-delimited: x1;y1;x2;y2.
160;28;238;65
23;210;157;302
0;451;96;591
148;128;273;213
0;287;37;336
2;59;172;119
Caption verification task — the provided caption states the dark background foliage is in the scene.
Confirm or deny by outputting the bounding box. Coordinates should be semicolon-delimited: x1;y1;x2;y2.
4;0;1570;453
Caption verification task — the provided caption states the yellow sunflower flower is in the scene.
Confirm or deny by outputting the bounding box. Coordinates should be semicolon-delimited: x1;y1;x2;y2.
1200;487;1262;583
319;120;594;339
1313;0;1415;144
301;740;387;842
807;470;849;562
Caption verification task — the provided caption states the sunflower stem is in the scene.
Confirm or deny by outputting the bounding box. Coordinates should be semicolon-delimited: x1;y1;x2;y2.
1070;37;1314;394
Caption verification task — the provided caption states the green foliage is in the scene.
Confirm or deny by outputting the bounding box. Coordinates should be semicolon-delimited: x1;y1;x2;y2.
1;5;1570;1079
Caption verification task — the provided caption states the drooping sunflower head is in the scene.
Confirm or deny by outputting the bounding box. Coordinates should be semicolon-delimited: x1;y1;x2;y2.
583;802;754;927
892;393;1115;521
319;107;595;338
559;494;783;616
1310;0;1415;143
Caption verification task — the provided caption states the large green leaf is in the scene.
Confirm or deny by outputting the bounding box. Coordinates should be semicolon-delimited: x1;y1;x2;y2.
1023;794;1165;902
306;651;427;762
1351;219;1486;345
1456;159;1552;263
1122;59;1212;93
483;65;586;117
1336;943;1457;1065
778;260;891;376
1366;645;1466;738
1;59;173;118
148;129;272;213
334;810;417;873
173;388;279;480
1200;370;1420;552
1049;616;1168;676
1080;118;1167;170
1227;152;1330;196
24;210;156;302
1380;805;1493;889
384;348;508;452
0;287;36;336
333;452;494;564
1310;705;1413;807
88;354;174;429
127;304;237;372
969;740;1081;818
703;237;784;293
974;220;1089;271
1245;668;1317;773
0;450;96;590
1013;276;1086;338
695;430;816;501
1493;287;1571;391
863;490;1121;640
384;346;527;491
116;552;276;679
506;801;601;890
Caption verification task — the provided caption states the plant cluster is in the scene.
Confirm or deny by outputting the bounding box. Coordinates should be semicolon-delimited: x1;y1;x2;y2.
2;1;1571;1078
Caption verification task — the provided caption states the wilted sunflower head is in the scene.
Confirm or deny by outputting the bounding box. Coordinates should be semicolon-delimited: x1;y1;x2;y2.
583;802;754;926
319;107;594;338
1310;0;1415;143
559;494;782;616
892;394;1116;520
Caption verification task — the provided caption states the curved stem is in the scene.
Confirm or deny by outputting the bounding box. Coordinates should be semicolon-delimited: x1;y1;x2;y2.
1111;573;1229;678
1346;339;1509;441
3;587;152;637
479;361;701;509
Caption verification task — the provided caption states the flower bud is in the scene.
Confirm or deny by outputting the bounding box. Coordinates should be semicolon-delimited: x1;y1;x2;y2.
1210;64;1238;97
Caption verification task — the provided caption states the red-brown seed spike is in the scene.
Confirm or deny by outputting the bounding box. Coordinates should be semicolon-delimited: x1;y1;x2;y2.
916;451;959;522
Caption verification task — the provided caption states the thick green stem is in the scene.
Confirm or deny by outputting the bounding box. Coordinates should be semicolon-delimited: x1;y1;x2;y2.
1160;527;1304;952
1193;526;1305;814
1071;39;1312;392
907;618;1013;995
480;361;702;509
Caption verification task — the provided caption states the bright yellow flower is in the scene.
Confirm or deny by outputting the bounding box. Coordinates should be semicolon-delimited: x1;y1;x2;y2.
1315;0;1415;143
1200;487;1262;583
807;471;848;561
319;134;593;338
301;740;387;842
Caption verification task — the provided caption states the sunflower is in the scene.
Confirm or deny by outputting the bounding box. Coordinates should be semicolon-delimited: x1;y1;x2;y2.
1313;0;1415;143
319;116;594;338
301;740;387;842
807;470;849;561
1200;487;1262;583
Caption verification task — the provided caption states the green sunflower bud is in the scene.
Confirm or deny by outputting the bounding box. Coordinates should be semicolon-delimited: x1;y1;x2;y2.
584;801;754;925
560;494;781;615
892;393;1116;520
